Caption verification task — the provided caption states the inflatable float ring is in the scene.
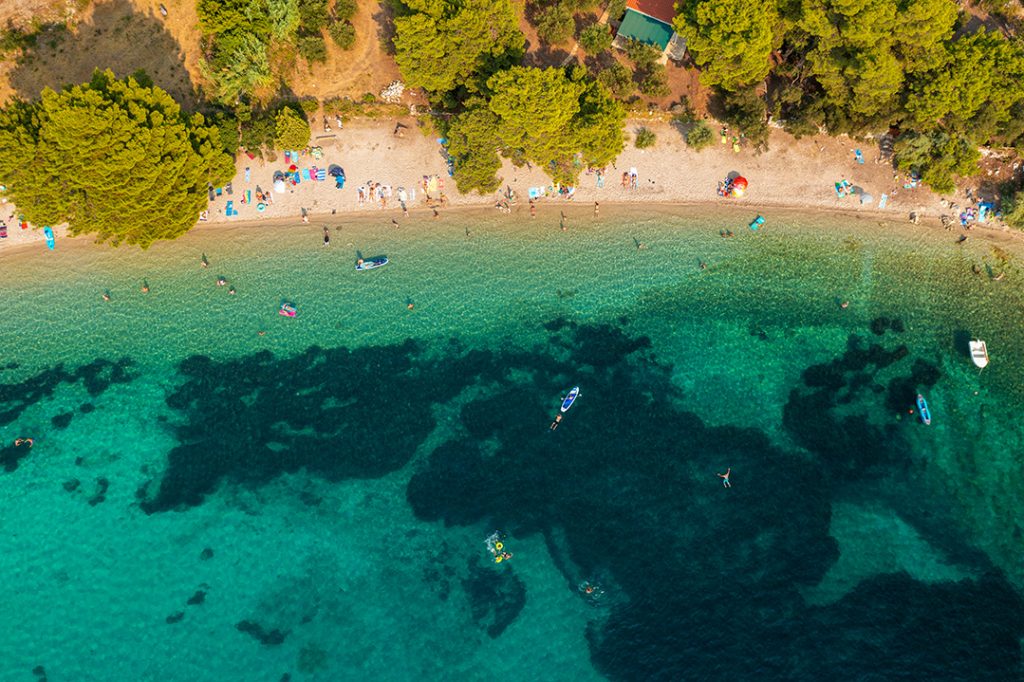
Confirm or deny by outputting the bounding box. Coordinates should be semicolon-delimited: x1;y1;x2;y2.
495;542;503;550
257;203;266;212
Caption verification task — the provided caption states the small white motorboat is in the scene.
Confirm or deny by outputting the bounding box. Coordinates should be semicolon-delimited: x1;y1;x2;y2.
970;340;989;369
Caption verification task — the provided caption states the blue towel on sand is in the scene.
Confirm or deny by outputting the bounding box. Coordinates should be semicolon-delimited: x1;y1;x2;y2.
302;169;311;181
316;169;326;182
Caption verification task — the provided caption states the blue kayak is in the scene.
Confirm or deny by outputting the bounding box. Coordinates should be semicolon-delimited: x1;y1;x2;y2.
356;256;388;271
916;394;931;425
43;226;54;250
560;386;580;413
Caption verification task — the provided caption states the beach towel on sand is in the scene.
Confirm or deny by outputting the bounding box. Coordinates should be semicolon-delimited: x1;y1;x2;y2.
316;169;327;182
878;194;888;209
302;169;311;181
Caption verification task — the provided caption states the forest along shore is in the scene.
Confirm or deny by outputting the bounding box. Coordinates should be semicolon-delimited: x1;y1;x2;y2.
1;118;955;252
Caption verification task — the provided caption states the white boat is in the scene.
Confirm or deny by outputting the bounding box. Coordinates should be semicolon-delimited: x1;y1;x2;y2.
970;340;989;368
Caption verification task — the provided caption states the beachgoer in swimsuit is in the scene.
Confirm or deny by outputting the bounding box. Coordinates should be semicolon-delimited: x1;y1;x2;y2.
550;414;563;431
717;467;731;488
323;227;330;246
699;261;707;270
258;331;266;337
141;281;149;293
594;202;599;217
392;219;399;228
228;286;236;295
217;277;227;286
15;438;33;447
201;254;209;268
102;292;111;302
530;202;536;219
840;301;849;309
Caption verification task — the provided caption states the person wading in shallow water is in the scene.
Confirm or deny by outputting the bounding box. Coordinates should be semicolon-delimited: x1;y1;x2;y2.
717;468;731;488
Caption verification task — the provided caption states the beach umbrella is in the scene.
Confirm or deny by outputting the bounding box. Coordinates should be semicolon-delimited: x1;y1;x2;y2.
731;176;748;197
288;164;298;173
860;193;874;204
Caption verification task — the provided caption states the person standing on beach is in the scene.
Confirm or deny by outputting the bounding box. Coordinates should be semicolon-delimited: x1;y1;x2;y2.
594;202;599;217
323;227;330;247
560;211;567;232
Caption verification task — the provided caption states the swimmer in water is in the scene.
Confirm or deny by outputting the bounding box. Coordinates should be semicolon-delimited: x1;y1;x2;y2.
102;291;111;302
717;467;731;488
228;286;236;295
141;280;150;294
258;331;266;337
840;301;849;309
217;277;227;286
323;227;330;246
550;414;563;431
14;438;34;448
201;254;209;268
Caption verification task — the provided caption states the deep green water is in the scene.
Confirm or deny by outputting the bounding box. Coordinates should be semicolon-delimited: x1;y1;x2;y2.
2;206;1024;680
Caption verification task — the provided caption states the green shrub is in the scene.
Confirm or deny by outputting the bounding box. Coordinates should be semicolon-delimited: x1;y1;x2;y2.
579;22;612;54
1002;186;1024;230
535;4;574;44
639;67;670;97
685;120;714;150
328;19;356;49
297;0;329;32
297;34;327;63
299;97;320;114
634;127;656;148
596;61;634;99
334;0;357;21
275;106;311;149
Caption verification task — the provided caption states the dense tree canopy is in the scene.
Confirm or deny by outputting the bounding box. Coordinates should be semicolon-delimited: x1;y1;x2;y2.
0;71;234;247
393;0;524;98
447;66;624;192
674;0;777;91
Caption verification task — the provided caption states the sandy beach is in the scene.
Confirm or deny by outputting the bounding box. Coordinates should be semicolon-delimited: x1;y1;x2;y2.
0;119;975;252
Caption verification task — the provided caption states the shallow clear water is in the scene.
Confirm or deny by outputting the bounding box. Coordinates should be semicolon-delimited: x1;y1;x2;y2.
2;205;1024;680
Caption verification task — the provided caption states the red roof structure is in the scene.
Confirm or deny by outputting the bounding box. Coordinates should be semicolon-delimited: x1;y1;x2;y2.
625;0;678;25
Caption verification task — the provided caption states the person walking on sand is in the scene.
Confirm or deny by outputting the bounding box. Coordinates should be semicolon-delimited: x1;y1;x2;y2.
717;468;731;488
200;254;209;268
560;211;567;232
530;201;536;219
594;202;599;217
323;227;330;247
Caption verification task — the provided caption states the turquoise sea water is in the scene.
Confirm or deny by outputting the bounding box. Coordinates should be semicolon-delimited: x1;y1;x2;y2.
2;205;1024;680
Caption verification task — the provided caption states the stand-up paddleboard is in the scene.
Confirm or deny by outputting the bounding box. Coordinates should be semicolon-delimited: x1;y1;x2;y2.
43;226;54;250
916;394;931;425
355;256;388;271
561;386;580;413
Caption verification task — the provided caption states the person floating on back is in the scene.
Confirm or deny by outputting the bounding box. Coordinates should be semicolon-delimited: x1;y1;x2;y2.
717;467;731;488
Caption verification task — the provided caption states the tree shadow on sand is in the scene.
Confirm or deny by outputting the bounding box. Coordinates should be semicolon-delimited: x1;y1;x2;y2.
8;0;196;108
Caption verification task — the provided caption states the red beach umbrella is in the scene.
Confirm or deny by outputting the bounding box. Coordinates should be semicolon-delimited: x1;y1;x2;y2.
289;164;298;173
731;176;748;197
